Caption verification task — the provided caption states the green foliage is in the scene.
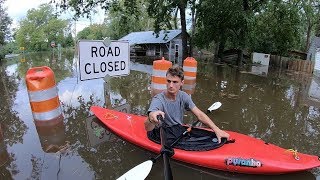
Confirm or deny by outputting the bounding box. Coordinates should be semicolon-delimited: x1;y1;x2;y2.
0;41;17;58
52;0;188;56
195;0;243;49
248;1;302;55
75;0;154;40
64;33;74;47
0;48;4;60
106;0;154;39
77;24;108;40
15;4;69;51
195;0;311;57
53;0;320;58
147;0;176;31
0;0;12;46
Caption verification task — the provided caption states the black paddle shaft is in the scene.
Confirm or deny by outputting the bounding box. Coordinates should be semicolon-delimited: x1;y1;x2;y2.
158;115;173;180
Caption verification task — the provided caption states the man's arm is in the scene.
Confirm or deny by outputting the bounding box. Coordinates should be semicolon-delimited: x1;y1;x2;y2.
191;106;229;143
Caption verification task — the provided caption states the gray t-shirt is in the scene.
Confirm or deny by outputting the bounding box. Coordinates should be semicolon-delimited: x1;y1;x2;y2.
148;90;196;126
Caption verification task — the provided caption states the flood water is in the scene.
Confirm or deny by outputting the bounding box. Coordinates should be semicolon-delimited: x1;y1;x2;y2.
0;51;319;180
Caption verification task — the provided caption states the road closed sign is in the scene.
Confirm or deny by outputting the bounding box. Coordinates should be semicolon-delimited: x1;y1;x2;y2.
78;40;130;81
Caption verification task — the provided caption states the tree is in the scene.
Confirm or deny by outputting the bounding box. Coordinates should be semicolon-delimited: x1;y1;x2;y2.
195;0;308;60
105;0;154;40
64;32;74;47
0;0;12;59
51;0;189;58
147;0;189;58
248;1;302;55
0;0;11;45
15;4;69;51
77;24;108;40
298;0;320;51
195;0;245;61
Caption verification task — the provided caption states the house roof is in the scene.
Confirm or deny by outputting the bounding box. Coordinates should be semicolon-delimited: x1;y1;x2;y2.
119;30;181;46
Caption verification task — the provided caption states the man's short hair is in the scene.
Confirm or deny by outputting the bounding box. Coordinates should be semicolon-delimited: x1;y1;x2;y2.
166;65;184;80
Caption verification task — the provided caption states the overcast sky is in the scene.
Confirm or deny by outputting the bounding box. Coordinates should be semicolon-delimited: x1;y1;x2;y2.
4;0;105;34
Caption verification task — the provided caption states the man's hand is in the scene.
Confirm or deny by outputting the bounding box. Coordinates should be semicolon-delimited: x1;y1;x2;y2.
215;129;230;144
149;111;165;124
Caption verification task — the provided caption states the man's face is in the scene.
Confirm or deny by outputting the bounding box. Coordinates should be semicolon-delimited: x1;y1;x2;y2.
166;74;184;94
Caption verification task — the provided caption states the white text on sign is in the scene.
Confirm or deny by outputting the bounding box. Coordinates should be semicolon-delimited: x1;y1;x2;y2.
78;40;130;81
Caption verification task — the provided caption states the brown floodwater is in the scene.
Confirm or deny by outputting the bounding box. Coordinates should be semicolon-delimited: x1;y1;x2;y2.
0;51;319;180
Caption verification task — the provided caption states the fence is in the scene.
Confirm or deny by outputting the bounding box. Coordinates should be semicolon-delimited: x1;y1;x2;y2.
269;55;314;74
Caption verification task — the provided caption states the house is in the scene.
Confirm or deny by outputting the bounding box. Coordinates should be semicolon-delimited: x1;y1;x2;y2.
119;30;185;60
307;36;320;61
307;36;320;76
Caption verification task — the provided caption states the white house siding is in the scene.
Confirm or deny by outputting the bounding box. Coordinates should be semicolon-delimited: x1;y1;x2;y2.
307;36;320;61
314;48;320;77
168;37;183;62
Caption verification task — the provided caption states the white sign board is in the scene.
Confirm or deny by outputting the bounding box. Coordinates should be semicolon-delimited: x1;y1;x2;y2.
252;52;270;66
78;40;130;81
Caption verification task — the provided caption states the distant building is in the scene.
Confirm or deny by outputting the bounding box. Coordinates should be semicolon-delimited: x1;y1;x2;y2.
119;30;186;60
307;36;320;61
307;36;320;76
288;50;307;60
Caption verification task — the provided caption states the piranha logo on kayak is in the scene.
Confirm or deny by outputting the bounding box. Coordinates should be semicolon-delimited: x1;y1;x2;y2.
226;158;262;168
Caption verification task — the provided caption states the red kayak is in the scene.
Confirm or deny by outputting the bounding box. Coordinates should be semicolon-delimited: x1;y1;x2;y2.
90;106;320;175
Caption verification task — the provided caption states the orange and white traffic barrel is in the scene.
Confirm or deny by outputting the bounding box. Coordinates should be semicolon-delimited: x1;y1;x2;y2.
151;57;172;96
26;66;63;126
182;57;197;95
182;79;196;95
0;124;9;167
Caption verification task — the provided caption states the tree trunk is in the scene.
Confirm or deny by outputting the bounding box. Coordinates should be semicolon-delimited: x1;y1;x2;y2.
189;0;197;57
174;7;178;30
237;49;243;66
178;0;188;60
305;21;312;52
214;42;220;62
218;40;225;62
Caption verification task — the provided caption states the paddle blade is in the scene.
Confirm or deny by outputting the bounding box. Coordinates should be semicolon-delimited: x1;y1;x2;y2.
208;102;222;112
116;160;153;180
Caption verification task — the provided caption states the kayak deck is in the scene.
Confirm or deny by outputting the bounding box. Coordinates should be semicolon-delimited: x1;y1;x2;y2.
91;106;320;174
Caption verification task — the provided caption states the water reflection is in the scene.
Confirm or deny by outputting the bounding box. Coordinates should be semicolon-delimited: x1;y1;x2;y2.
0;124;9;167
0;63;27;146
104;70;151;115
35;116;67;153
149;160;317;180
196;63;320;155
308;76;320;102
85;116;117;147
0;52;319;179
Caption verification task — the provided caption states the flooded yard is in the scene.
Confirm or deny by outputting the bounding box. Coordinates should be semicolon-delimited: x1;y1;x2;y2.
0;51;319;179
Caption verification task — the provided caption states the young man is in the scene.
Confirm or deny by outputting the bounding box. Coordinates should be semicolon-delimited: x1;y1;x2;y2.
144;65;229;145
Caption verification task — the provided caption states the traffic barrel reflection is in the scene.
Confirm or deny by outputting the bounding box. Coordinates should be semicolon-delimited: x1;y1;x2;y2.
182;57;197;95
151;57;172;96
35;115;67;153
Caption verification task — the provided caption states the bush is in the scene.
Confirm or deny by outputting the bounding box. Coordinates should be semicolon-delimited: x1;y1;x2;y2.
0;42;19;60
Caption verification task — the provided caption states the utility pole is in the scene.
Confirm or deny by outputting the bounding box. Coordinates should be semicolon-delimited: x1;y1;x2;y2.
73;19;77;49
